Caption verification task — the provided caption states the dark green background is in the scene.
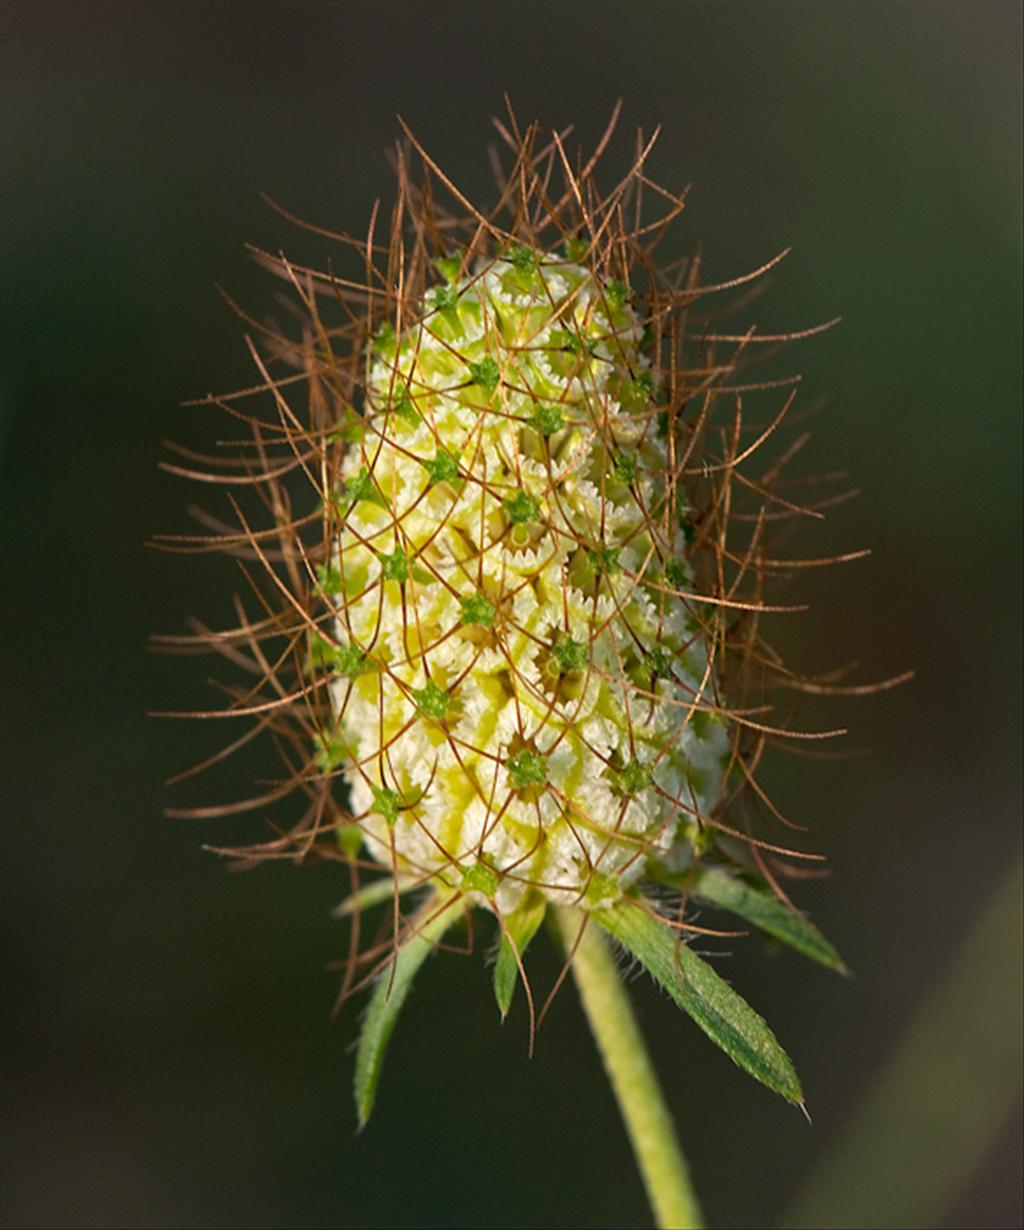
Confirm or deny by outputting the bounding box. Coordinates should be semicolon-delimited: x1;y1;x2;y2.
2;3;1021;1227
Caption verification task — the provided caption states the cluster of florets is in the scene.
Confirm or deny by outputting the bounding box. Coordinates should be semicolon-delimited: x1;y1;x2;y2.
312;244;729;914
165;118;863;1138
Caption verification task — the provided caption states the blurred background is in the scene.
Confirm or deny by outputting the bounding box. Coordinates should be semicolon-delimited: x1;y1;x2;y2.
2;2;1021;1227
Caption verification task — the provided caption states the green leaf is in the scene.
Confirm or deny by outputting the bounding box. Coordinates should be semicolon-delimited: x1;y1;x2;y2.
592;898;804;1104
354;898;460;1126
689;867;846;973
494;894;547;1018
332;874;420;917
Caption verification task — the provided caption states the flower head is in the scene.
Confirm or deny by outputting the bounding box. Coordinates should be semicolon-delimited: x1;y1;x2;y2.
332;247;728;915
164;111;866;1138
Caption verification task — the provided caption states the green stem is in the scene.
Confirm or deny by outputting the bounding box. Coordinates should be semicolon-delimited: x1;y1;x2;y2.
557;907;704;1230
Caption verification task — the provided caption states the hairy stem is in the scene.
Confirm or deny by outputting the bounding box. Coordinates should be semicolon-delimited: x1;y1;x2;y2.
556;907;704;1230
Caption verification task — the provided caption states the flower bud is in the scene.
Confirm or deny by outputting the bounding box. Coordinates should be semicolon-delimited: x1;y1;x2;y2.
323;250;729;913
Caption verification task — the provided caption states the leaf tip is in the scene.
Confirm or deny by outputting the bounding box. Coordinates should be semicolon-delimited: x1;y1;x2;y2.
493;974;515;1020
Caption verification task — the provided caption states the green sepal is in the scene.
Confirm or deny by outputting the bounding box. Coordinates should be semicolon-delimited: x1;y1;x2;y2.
315;563;344;597
459;592;495;628
551;327;598;358
411;680;451;721
503;489;540;524
392;391;421;428
499;244;538;293
430;284;462;331
506;749;547;791
531;403;565;437
461;861;500;898
379;547;409;583
592;898;804;1104
629;371;654;400
329;410;365;445
313;728;355;772
564;235;589;262
638;646;672;684
586;545;621;576
370;785;402;826
335;466;387;514
468;356;500;395
493;894;547;1018
664;558;688;590
354;897;460;1126
372;321;396;357
432;254;462;284
616;758;652;795
611;450;637;484
552;635;588;672
503;243;536;272
421;448;461;487
605;278;631;310
307;631;372;678
688;867;846;973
